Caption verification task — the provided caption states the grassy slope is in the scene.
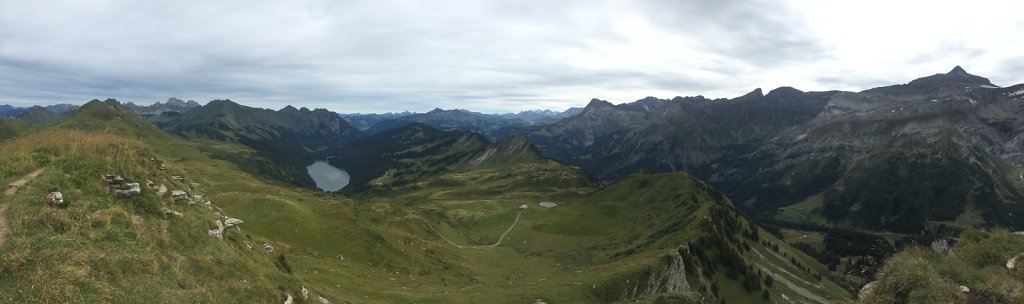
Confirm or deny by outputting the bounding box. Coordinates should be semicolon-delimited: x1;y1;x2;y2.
0;101;850;303
863;229;1024;303
0;129;299;303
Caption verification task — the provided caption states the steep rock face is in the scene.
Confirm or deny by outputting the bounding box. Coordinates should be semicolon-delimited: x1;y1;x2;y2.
518;67;1024;232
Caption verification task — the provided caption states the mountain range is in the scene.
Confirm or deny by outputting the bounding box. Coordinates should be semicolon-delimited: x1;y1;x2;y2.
0;99;853;303
4;67;1024;302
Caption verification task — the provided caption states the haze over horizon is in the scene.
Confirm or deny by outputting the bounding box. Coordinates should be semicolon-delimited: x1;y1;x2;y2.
3;0;1024;113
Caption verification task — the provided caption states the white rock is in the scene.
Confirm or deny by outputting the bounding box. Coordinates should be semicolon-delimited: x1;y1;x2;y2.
1008;256;1018;270
959;285;970;293
46;191;64;206
317;296;330;304
263;243;274;253
283;294;293;304
223;218;243;229
112;183;142;198
171;190;188;201
301;286;309;300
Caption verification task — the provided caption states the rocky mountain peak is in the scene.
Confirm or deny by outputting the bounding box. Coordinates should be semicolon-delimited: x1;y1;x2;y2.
906;66;993;88
948;65;968;75
739;88;764;99
165;97;186;105
585;98;614;108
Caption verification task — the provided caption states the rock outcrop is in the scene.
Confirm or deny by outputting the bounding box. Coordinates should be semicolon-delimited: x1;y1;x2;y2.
208;218;244;239
171;190;188;201
111;183;141;198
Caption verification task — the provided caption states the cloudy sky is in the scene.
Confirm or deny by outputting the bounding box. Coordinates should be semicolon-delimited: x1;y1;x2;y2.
2;0;1023;113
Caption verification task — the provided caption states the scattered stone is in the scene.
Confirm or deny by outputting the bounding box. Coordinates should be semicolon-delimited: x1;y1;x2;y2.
317;296;330;304
161;208;183;217
208;218;243;239
223;218;243;229
172;176;184;181
190;195;204;205
159;164;166;170
518;204;529;211
538;202;558;208
301;286;309;300
46;191;64;206
190;182;200;187
858;280;879;299
283;294;293;304
1008;256;1019;270
111;183;142;198
171;190;189;201
1014;231;1024;236
534;299;548;304
208;220;226;239
263;243;274;253
101;174;119;183
960;285;970;293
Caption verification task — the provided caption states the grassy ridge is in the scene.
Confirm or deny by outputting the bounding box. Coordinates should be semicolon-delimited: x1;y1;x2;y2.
0;129;298;303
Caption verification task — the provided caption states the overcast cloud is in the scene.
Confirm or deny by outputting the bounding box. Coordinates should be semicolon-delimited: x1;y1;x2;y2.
2;0;1023;113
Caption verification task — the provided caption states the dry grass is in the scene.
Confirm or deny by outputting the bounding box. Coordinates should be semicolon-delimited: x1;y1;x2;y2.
0;129;150;181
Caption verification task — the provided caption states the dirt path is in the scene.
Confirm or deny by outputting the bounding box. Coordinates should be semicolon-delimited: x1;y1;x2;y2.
488;210;522;247
427;210;524;249
1;168;46;247
4;168;44;196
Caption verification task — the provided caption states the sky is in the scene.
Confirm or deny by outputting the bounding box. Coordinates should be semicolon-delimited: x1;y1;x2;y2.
2;0;1023;113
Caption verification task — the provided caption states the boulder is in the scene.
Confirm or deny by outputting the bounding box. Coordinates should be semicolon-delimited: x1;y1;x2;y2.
1008;256;1019;270
46;191;64;206
283;294;293;304
171;190;189;201
209;218;243;239
223;218;244;229
172;176;184;181
538;202;558;208
317;296;330;304
302;286;309;300
959;285;970;293
111;183;142;198
264;243;275;253
190;195;204;205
